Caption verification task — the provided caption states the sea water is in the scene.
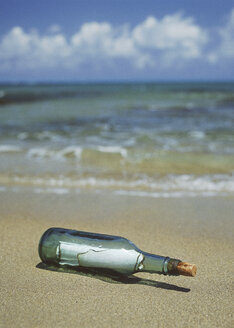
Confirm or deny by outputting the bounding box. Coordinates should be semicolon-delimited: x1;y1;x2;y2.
0;82;233;197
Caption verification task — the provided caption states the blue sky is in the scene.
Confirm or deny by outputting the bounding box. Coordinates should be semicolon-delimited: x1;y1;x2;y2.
0;0;234;81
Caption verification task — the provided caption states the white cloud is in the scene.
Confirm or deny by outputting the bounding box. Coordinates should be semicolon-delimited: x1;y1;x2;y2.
0;26;70;70
0;13;210;73
133;14;207;59
71;22;144;66
219;8;234;57
0;27;31;59
48;24;61;34
206;8;234;64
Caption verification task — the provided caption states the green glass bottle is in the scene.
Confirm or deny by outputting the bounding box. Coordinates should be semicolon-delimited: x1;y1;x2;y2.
38;227;196;277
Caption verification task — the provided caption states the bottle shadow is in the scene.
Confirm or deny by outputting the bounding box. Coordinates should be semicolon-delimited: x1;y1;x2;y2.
36;262;190;293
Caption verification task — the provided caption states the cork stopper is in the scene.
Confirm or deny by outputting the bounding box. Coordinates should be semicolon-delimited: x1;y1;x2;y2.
176;262;197;277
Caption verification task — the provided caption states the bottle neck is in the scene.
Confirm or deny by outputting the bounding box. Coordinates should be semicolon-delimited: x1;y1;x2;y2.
138;252;181;275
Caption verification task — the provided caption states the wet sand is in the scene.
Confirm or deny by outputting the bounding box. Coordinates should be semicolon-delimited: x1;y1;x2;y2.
0;190;233;327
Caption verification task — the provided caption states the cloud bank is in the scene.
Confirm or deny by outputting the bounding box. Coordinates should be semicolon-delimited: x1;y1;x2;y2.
0;10;233;78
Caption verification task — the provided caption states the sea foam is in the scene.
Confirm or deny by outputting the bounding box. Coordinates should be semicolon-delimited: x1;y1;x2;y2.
1;173;234;197
0;145;23;153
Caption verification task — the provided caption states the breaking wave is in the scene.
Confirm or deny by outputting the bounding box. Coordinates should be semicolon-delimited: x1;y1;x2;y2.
1;173;234;197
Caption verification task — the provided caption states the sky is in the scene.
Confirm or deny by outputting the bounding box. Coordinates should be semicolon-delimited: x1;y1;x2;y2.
0;0;234;82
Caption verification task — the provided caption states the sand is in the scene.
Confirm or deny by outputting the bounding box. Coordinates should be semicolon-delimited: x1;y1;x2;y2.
0;189;233;328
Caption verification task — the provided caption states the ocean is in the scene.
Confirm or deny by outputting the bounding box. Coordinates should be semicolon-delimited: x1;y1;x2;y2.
0;82;234;198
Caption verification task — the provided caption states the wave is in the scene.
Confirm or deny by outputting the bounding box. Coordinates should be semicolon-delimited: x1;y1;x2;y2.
1;143;234;176
95;145;128;158
27;146;83;160
0;145;23;153
1;174;234;197
26;145;128;160
113;190;222;198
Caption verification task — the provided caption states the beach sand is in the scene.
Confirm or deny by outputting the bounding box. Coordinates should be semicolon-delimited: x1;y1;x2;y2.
0;190;233;328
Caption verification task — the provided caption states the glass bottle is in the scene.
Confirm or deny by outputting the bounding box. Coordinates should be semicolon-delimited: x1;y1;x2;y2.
38;227;196;277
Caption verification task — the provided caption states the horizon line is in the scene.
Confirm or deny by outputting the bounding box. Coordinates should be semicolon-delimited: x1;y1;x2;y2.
1;79;234;85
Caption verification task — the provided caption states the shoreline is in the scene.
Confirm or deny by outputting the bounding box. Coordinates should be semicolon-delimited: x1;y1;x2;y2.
0;190;233;327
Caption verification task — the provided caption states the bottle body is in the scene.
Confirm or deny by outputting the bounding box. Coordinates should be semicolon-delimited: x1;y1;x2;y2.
38;228;183;276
